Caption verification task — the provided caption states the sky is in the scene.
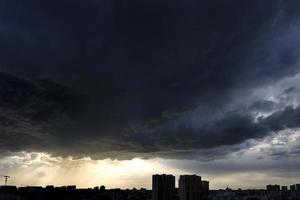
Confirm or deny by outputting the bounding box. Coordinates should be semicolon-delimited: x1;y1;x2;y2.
0;0;300;189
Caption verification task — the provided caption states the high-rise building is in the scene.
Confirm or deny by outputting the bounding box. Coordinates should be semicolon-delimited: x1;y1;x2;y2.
281;186;288;191
296;184;300;200
267;185;280;191
291;185;297;199
179;175;206;200
281;186;288;199
291;185;296;191
152;174;175;200
266;185;280;200
201;180;209;200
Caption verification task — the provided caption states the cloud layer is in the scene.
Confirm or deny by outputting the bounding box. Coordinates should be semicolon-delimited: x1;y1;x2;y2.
0;0;300;162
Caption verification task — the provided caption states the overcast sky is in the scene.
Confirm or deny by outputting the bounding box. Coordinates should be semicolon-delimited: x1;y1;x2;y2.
0;0;300;189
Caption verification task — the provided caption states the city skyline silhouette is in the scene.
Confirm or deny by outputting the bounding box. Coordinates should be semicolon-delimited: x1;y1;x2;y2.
0;174;300;200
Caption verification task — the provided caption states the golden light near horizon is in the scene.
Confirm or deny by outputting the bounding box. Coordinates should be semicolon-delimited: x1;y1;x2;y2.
1;152;186;189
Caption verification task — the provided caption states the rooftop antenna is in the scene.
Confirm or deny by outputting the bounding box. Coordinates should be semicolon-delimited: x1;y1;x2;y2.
0;175;10;186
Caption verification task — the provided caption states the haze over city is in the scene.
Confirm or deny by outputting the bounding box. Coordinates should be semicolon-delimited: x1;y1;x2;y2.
0;0;300;191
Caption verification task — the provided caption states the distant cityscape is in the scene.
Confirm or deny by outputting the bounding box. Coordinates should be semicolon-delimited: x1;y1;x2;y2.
0;174;299;200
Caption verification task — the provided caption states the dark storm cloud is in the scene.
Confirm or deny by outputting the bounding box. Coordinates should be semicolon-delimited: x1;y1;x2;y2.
0;72;85;152
1;0;300;159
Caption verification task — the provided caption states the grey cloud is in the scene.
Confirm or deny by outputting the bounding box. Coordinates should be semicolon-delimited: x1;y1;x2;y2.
248;100;279;113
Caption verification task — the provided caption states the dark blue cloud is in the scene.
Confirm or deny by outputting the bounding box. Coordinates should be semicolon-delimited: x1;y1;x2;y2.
0;0;300;159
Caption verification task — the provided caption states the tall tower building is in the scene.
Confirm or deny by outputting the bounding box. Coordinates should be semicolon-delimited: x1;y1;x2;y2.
291;185;297;199
152;174;175;200
266;184;281;200
201;180;209;200
296;184;300;200
179;175;203;200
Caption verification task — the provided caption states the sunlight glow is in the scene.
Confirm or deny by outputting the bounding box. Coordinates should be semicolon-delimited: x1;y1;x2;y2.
0;152;177;189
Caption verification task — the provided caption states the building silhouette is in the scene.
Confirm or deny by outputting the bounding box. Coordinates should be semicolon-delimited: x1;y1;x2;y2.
201;180;209;200
296;184;300;200
152;174;175;200
178;175;209;200
266;184;281;200
1;175;300;200
179;175;202;200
